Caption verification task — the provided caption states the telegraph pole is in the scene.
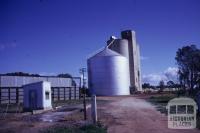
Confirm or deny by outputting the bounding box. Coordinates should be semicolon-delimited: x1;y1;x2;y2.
79;68;87;120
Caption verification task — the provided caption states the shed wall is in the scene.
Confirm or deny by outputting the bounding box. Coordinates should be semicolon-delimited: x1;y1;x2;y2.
0;76;72;87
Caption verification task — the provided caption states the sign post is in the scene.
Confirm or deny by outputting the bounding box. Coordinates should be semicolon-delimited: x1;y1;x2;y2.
91;95;97;124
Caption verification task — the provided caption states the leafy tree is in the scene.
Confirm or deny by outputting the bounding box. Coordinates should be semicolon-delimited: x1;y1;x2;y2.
167;80;175;88
166;80;181;89
159;80;165;92
57;73;77;86
150;85;157;90
175;45;200;94
5;72;40;77
142;83;151;90
57;73;72;78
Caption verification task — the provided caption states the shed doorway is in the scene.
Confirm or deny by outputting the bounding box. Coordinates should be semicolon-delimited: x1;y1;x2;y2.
29;90;37;110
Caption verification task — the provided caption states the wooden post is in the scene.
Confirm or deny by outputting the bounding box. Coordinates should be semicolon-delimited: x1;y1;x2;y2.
58;88;60;101
8;88;10;104
74;85;76;100
16;88;19;104
0;76;1;104
64;87;66;101
52;88;54;102
69;88;71;100
0;88;1;104
83;88;87;120
91;95;97;124
79;68;87;120
79;87;81;99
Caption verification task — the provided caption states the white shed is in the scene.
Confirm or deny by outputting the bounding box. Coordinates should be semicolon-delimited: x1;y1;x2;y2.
23;81;52;111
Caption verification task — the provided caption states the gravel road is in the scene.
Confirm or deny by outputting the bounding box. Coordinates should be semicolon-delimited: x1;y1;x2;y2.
96;96;200;133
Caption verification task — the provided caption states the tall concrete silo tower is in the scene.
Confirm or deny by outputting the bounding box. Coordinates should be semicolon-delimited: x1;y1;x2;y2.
121;30;142;91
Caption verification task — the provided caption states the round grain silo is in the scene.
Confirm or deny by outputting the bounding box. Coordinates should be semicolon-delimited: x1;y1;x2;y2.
108;39;129;59
87;48;130;96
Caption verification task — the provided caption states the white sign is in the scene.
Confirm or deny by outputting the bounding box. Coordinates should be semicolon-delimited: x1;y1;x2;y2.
166;97;198;129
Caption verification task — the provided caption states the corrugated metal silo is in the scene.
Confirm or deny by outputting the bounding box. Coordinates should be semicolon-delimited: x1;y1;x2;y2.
87;48;130;96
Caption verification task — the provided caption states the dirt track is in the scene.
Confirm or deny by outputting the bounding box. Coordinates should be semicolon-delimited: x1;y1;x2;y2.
96;96;199;133
1;96;199;133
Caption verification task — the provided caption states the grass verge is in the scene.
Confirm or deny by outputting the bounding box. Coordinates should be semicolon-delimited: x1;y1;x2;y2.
147;94;200;129
147;94;176;114
41;123;107;133
0;99;91;113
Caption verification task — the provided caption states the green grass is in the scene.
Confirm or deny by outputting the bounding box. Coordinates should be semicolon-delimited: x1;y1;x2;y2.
52;98;91;108
147;94;177;114
0;103;23;113
0;99;91;113
41;124;107;133
149;95;176;103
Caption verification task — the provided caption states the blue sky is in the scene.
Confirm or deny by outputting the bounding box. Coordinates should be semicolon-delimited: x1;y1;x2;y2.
0;0;200;85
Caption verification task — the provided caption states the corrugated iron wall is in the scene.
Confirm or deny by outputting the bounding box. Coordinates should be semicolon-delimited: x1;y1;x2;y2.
0;76;72;87
0;76;81;104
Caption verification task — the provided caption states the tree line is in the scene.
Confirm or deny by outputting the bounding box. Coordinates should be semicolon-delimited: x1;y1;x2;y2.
176;45;200;96
142;44;200;96
1;72;73;78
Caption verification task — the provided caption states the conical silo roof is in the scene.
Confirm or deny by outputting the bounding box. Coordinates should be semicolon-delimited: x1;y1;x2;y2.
90;48;121;59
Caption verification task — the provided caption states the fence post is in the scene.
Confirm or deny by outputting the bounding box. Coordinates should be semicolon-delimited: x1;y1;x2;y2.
69;88;71;100
74;87;76;100
91;95;97;124
64;87;66;101
0;88;1;104
74;85;76;100
8;88;10;104
58;88;60;101
52;88;54;102
79;87;81;99
83;88;87;120
16;88;19;104
0;76;1;104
